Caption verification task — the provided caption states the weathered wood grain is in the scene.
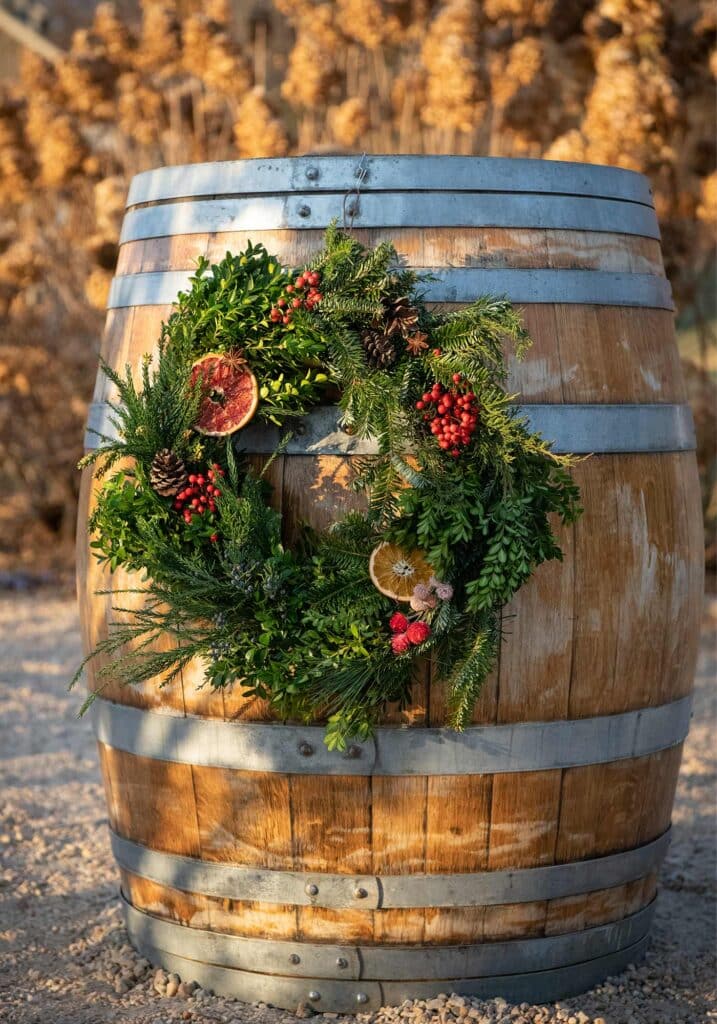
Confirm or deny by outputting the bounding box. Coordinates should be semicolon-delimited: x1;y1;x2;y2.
77;177;702;960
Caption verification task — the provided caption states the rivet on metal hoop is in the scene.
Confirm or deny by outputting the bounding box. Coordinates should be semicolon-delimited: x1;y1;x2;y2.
356;993;369;1004
297;204;311;218
289;953;301;964
343;744;362;760
305;166;319;180
345;200;359;218
353;886;368;900
298;742;314;757
308;990;321;1002
305;882;319;897
336;957;349;969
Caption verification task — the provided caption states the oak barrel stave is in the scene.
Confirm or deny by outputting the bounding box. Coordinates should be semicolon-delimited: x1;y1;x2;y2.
77;156;703;1009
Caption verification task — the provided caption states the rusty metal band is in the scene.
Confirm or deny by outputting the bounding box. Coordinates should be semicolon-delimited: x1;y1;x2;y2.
126;156;654;208
118;193;660;242
110;828;670;911
84;401;697;455
121;896;654;1011
91;694;692;776
106;267;673;311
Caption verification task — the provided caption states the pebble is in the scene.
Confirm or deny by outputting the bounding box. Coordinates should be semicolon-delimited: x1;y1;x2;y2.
1;592;715;1024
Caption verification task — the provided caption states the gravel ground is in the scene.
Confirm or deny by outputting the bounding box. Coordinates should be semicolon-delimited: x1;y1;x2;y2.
0;589;715;1024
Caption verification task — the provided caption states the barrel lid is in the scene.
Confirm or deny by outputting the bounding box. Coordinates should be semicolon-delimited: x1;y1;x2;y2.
126;155;654;209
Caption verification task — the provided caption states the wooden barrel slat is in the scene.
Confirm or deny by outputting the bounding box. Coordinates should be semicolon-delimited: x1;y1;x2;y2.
77;156;703;1010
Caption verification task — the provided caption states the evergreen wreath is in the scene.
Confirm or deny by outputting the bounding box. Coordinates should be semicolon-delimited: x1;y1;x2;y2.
74;224;582;749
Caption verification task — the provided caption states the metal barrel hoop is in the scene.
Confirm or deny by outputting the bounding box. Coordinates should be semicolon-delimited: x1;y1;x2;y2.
91;694;692;776
84;402;697;455
118;193;660;243
106;268;674;311
121;897;656;1011
110;828;671;910
125;156;655;208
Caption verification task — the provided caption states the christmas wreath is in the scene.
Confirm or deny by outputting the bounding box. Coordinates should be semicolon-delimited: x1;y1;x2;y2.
74;224;581;749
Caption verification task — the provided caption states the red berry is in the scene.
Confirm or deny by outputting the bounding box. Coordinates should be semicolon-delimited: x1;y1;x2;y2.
309;271;320;286
277;297;287;307
296;275;306;288
210;533;219;542
452;373;462;383
191;498;200;508
188;474;197;484
433;348;441;357
389;612;409;633
282;315;290;324
422;392;432;403
286;284;294;293
439;439;450;449
213;489;221;497
406;620;431;645
292;297;302;308
313;292;323;302
451;449;460;457
416;400;425;410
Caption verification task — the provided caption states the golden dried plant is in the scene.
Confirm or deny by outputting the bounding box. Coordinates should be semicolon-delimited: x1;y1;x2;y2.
0;0;714;574
234;87;289;158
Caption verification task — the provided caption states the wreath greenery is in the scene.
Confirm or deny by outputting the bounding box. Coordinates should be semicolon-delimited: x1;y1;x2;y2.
74;224;581;749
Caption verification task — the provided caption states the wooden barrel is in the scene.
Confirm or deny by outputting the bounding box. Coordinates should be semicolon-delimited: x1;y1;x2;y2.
77;156;704;1012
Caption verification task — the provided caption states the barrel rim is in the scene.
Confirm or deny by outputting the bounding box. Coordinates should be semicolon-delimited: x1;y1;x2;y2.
126;155;654;209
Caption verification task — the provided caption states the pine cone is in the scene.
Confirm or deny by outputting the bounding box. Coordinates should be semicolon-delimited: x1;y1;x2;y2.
150;449;188;498
361;327;398;369
383;295;419;337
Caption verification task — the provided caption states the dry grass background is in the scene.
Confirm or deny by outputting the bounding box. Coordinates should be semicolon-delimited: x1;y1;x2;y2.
0;0;714;578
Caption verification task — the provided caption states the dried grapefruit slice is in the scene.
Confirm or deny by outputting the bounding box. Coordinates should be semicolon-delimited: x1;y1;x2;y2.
368;542;434;602
190;352;259;436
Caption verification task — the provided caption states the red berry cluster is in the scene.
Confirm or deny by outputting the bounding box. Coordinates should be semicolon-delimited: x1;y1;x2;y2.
173;464;226;541
269;270;323;326
389;613;431;655
415;374;479;457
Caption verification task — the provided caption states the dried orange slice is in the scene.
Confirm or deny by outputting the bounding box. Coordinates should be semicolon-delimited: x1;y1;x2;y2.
368;542;434;602
190;352;259;436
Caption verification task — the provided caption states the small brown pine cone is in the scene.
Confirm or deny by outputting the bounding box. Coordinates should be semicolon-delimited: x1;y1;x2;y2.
149;449;188;498
361;328;398;369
